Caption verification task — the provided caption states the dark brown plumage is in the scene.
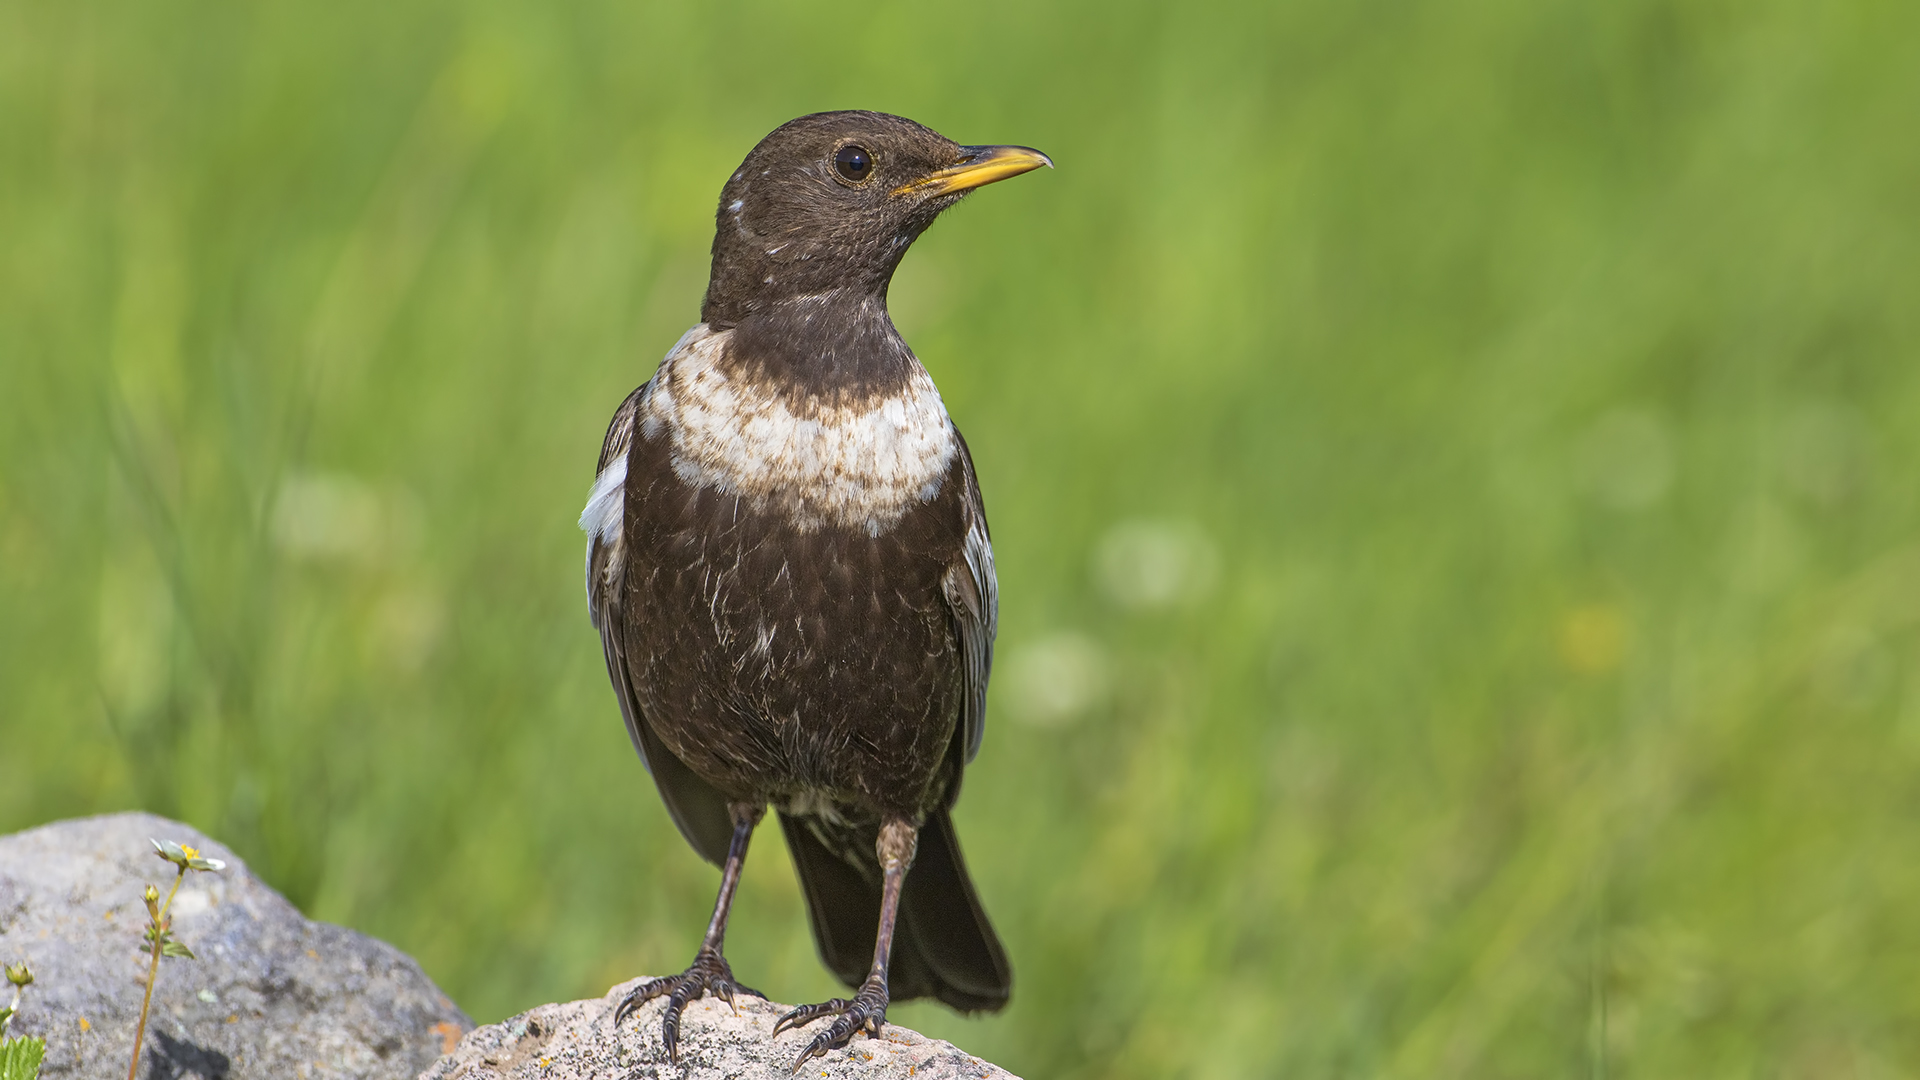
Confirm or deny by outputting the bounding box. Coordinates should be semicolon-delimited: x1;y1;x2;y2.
580;111;1048;1068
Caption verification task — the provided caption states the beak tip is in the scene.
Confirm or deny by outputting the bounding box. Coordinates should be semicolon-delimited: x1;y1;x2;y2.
1004;146;1053;170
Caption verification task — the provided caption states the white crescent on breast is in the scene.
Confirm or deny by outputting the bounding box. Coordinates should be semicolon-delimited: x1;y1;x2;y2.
617;324;958;536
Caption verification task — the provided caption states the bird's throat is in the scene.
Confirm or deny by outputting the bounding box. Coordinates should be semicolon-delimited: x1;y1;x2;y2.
722;291;921;403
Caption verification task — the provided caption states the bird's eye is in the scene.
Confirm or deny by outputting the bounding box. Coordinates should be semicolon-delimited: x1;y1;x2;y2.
834;145;874;183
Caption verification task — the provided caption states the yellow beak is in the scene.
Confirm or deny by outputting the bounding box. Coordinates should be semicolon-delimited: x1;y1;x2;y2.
894;145;1053;198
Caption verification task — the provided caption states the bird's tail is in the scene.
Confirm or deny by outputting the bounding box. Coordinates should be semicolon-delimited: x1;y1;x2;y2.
779;807;1012;1013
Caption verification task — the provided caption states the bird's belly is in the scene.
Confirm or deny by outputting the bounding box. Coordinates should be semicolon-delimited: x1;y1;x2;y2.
623;460;967;815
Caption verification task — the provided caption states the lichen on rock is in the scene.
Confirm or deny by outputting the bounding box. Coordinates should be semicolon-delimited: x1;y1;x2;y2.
421;979;1016;1080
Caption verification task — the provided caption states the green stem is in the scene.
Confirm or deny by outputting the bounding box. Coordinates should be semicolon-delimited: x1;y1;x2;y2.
127;868;185;1080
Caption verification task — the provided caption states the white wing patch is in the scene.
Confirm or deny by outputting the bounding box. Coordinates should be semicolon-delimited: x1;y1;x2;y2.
579;454;627;545
642;324;958;534
581;379;651;627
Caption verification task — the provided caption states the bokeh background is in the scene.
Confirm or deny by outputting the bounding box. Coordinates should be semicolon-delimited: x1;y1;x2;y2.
5;0;1919;1076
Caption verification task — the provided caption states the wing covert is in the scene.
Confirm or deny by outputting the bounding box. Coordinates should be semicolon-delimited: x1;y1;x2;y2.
940;433;998;765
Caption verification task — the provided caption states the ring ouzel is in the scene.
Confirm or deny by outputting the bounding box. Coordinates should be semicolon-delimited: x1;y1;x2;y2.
580;111;1048;1068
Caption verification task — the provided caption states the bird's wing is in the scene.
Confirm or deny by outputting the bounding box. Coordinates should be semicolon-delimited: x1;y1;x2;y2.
582;385;643;630
582;382;734;865
940;429;998;766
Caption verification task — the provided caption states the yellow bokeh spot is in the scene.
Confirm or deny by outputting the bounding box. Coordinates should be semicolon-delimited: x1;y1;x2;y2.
1558;604;1628;674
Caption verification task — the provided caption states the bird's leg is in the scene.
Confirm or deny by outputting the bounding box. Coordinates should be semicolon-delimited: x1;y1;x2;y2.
615;801;765;1061
775;817;918;1070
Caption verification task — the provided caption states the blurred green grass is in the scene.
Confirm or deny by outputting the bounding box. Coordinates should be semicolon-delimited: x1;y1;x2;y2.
5;0;1920;1075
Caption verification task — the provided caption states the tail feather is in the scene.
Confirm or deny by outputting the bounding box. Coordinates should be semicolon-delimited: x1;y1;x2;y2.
778;808;1011;1013
779;812;878;991
899;807;1012;1011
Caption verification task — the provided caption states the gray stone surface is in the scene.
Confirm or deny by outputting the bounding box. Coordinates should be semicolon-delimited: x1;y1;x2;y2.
0;812;470;1079
419;979;1017;1080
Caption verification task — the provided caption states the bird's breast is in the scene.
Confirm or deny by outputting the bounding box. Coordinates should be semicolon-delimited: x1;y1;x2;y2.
640;325;958;536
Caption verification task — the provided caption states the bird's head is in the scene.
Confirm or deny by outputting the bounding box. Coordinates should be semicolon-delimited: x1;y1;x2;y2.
702;111;1050;328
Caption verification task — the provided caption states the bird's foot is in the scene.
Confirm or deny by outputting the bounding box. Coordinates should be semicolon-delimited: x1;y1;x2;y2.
613;949;764;1062
774;977;889;1072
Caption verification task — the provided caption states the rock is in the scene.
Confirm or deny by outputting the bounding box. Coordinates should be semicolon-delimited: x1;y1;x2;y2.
419;981;1017;1080
0;812;470;1079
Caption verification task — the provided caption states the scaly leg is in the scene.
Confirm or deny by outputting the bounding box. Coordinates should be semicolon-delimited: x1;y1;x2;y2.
774;817;917;1071
615;802;765;1061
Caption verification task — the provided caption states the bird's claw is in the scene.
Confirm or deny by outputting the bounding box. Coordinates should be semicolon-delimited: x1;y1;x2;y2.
770;998;848;1039
613;950;764;1062
777;982;888;1072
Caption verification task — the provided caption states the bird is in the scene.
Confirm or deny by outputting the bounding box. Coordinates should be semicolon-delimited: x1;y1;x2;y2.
579;111;1049;1069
